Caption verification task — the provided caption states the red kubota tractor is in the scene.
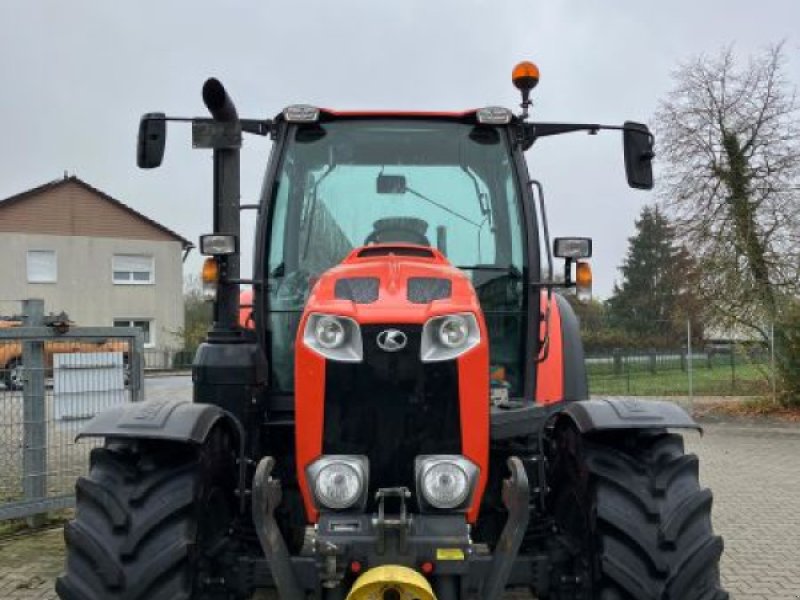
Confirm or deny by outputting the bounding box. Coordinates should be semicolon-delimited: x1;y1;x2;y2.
58;62;727;600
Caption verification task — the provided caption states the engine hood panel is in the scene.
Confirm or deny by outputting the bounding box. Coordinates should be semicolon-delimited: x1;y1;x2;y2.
304;244;482;324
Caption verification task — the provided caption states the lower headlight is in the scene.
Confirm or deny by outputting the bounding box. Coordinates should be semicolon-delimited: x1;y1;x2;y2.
307;456;369;511
415;455;479;511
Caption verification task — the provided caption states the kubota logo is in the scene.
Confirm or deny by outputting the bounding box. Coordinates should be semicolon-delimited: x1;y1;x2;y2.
376;329;407;352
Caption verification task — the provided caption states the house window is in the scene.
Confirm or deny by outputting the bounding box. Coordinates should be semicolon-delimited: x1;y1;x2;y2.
112;254;154;284
113;319;154;347
27;250;57;283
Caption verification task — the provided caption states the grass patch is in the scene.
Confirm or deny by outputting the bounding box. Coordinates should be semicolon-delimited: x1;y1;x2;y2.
589;362;771;396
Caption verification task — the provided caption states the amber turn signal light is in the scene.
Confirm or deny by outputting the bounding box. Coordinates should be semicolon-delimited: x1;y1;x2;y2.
575;261;592;303
202;257;219;284
201;257;220;301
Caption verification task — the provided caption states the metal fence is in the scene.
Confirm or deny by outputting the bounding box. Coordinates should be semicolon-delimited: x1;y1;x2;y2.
142;348;195;371
0;299;143;523
581;317;776;399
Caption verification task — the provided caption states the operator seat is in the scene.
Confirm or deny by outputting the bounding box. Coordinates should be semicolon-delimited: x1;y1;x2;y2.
365;217;431;246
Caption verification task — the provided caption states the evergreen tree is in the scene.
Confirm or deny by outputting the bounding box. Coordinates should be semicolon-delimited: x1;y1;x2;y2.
607;205;700;346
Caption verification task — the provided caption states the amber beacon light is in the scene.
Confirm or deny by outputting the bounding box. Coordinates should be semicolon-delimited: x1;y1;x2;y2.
512;61;540;119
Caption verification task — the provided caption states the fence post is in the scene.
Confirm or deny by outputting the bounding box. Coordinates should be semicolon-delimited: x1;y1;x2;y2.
613;349;622;376
131;331;145;403
687;319;693;405
21;299;47;527
770;321;777;404
648;349;657;374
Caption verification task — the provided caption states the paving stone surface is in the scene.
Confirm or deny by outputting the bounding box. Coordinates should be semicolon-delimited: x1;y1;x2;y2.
1;419;799;599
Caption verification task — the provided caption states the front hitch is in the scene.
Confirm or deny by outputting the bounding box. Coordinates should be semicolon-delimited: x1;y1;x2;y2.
252;456;305;599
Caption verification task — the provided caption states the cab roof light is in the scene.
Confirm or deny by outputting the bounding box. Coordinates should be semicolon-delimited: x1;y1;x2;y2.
283;104;320;123
476;106;512;125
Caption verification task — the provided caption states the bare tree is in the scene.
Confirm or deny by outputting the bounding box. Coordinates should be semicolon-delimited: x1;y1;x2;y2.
655;43;800;403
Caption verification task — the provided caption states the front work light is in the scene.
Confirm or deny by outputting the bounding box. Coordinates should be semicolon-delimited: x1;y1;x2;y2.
415;455;479;511
307;456;369;511
283;104;320;123
476;106;512;125
199;234;237;256
553;237;592;259
303;314;363;362
420;313;480;362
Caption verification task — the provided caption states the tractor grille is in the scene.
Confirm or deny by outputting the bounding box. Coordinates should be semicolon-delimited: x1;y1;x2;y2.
323;324;461;500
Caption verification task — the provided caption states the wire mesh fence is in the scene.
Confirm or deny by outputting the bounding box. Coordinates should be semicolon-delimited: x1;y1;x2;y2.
0;300;143;522
581;315;776;398
142;348;195;371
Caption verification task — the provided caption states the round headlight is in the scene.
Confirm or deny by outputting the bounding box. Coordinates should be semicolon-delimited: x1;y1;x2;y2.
438;315;468;348
421;461;469;509
315;316;346;349
315;462;363;509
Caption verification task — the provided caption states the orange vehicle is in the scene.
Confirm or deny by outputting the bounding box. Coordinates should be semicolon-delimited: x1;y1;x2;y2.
0;320;128;390
60;64;726;599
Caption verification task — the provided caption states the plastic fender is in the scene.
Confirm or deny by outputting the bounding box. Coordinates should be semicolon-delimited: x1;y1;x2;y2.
76;398;242;445
558;398;701;434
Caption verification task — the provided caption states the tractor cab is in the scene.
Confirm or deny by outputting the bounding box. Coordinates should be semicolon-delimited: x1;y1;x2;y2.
263;113;528;399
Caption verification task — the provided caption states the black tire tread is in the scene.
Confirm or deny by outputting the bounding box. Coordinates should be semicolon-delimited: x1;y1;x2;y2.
551;429;727;599
586;432;726;600
56;444;201;600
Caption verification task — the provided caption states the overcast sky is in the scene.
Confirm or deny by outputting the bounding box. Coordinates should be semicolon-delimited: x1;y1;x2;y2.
1;0;798;297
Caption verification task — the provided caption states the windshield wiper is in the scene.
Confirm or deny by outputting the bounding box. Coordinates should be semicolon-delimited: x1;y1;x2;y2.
405;187;481;227
456;265;523;278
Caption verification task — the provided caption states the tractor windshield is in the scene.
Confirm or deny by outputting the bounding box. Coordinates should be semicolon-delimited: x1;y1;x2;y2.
264;119;528;393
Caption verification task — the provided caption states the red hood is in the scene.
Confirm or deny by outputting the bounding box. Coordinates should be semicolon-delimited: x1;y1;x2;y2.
303;244;483;324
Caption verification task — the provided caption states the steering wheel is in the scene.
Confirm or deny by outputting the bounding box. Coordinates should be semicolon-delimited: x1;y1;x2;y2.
365;217;431;246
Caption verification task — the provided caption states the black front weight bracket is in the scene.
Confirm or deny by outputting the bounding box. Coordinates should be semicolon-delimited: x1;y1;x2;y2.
252;457;305;599
483;457;530;599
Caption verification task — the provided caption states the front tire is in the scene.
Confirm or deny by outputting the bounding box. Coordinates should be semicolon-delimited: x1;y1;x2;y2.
56;430;237;600
547;425;727;599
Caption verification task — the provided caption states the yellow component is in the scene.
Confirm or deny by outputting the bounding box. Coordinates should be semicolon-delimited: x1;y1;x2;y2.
346;565;436;600
575;260;593;303
201;257;219;284
512;61;540;91
436;548;465;561
575;261;592;287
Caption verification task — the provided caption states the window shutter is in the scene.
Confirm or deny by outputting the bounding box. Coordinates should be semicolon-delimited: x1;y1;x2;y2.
113;255;152;272
27;250;57;283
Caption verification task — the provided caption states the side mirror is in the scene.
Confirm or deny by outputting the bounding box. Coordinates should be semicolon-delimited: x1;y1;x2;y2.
377;174;407;194
137;112;167;169
623;121;655;190
554;237;592;259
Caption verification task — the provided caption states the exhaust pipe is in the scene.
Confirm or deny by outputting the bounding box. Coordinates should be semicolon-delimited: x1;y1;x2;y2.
202;78;241;337
202;78;239;122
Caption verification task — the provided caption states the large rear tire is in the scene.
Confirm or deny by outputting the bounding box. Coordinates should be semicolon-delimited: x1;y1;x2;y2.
56;430;237;600
547;425;727;600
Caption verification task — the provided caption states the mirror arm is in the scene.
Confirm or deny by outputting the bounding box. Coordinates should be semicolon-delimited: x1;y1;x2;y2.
224;278;265;287
144;116;273;136
530;122;654;144
241;119;273;136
